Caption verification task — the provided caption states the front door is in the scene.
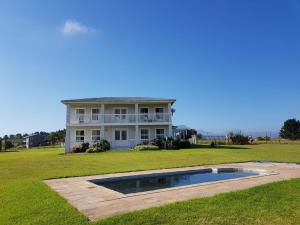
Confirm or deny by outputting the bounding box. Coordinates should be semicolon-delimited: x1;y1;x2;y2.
114;129;128;147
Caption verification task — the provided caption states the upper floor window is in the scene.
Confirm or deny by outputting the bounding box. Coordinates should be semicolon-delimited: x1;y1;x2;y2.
155;107;164;120
92;108;100;121
156;129;165;139
92;130;101;142
76;130;85;142
114;108;127;120
141;129;149;140
76;109;85;123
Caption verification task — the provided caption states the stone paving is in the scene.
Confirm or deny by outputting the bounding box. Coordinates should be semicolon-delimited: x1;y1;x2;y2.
44;162;300;221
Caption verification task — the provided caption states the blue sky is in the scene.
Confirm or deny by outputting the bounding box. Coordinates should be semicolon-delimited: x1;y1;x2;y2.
0;0;300;136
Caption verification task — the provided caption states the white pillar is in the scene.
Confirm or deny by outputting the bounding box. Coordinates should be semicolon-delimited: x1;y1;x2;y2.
168;124;173;137
100;104;105;123
65;105;71;153
167;102;172;123
135;125;139;145
135;103;138;123
100;126;105;140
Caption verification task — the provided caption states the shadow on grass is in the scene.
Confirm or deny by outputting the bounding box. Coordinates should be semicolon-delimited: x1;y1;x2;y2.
191;144;251;150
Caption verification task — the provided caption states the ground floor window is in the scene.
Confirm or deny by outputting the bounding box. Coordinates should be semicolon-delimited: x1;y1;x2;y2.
115;129;127;140
92;130;101;142
76;130;85;142
141;129;149;140
156;129;165;139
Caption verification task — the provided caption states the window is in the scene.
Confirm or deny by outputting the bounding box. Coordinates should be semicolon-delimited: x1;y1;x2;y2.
115;130;120;140
140;108;148;114
92;130;100;142
155;108;164;120
76;109;85;123
140;108;149;122
121;130;127;140
76;130;85;142
156;129;165;139
92;108;100;121
141;129;149;140
114;108;127;120
115;130;127;140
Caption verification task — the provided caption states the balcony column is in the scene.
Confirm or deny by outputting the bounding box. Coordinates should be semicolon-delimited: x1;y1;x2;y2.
168;103;173;137
100;126;105;140
135;125;139;145
135;103;139;123
65;105;71;153
100;104;105;123
167;102;172;123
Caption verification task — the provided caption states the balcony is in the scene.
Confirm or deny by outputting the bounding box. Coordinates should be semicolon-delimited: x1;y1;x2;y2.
70;113;171;125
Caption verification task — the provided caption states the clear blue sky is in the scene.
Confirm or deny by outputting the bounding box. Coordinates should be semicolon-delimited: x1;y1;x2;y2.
1;0;300;136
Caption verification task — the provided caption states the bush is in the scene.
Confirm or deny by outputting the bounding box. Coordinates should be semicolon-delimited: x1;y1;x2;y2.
151;138;164;149
151;137;192;150
133;145;160;151
80;142;90;151
227;132;250;145
86;148;95;153
179;140;191;149
85;139;111;153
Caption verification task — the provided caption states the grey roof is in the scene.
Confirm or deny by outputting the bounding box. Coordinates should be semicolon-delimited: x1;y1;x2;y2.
61;97;176;104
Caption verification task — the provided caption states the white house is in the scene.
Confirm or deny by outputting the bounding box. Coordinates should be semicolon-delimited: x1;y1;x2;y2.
61;97;176;153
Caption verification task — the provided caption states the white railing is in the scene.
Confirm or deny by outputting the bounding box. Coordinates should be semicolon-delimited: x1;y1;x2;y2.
70;113;171;124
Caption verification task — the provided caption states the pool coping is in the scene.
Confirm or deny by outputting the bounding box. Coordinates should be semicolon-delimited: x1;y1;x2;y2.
44;162;300;221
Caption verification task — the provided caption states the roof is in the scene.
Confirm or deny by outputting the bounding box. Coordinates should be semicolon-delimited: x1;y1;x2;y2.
61;97;176;105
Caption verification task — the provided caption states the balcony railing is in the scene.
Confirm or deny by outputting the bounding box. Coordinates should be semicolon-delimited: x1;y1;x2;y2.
70;113;171;124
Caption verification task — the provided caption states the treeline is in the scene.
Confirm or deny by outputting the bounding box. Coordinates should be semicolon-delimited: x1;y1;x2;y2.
0;129;66;150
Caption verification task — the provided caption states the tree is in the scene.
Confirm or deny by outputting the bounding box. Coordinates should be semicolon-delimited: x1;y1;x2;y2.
0;138;2;151
4;140;14;150
280;119;300;140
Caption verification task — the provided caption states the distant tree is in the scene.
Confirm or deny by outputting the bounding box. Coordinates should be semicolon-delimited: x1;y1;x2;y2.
15;133;22;139
0;138;2;151
9;134;15;139
280;119;300;140
3;135;8;140
4;140;14;150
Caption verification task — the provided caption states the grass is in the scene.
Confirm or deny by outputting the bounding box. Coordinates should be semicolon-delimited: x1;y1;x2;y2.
0;143;300;225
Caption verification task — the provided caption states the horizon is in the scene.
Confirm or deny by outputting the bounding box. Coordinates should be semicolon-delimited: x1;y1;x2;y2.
1;0;300;136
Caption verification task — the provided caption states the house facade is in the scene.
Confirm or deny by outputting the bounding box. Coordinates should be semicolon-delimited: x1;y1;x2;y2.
62;97;176;153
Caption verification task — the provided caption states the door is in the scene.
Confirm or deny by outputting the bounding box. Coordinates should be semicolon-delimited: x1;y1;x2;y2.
114;129;128;147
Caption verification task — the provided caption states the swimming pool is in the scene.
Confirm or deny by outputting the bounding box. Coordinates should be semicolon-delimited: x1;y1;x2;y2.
90;168;258;194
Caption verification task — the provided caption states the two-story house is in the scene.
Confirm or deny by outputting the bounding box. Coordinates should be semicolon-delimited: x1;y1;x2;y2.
61;97;176;153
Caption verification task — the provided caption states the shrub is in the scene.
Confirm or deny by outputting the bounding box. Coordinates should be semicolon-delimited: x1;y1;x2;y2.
210;141;216;148
227;132;250;145
80;142;90;151
133;145;160;151
86;139;111;153
72;145;82;153
86;148;95;153
151;138;164;149
179;140;191;149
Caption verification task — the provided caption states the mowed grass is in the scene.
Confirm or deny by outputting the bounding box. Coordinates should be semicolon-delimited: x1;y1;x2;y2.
0;143;300;225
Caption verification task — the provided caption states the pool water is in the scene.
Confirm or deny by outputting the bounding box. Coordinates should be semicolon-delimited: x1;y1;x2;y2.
91;169;258;194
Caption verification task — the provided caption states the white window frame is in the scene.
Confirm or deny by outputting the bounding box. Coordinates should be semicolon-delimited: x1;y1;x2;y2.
156;128;165;139
114;128;128;141
75;108;85;123
75;130;85;142
139;107;149;122
155;107;164;121
113;107;128;120
140;128;150;140
91;108;100;121
91;129;101;142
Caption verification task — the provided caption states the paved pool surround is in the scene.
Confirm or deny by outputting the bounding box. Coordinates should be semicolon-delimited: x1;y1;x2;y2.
44;162;300;221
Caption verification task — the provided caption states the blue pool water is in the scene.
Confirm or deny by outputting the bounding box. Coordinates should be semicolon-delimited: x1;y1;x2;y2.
91;168;258;194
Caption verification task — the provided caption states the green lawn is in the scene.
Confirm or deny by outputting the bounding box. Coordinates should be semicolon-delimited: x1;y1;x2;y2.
0;144;300;225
